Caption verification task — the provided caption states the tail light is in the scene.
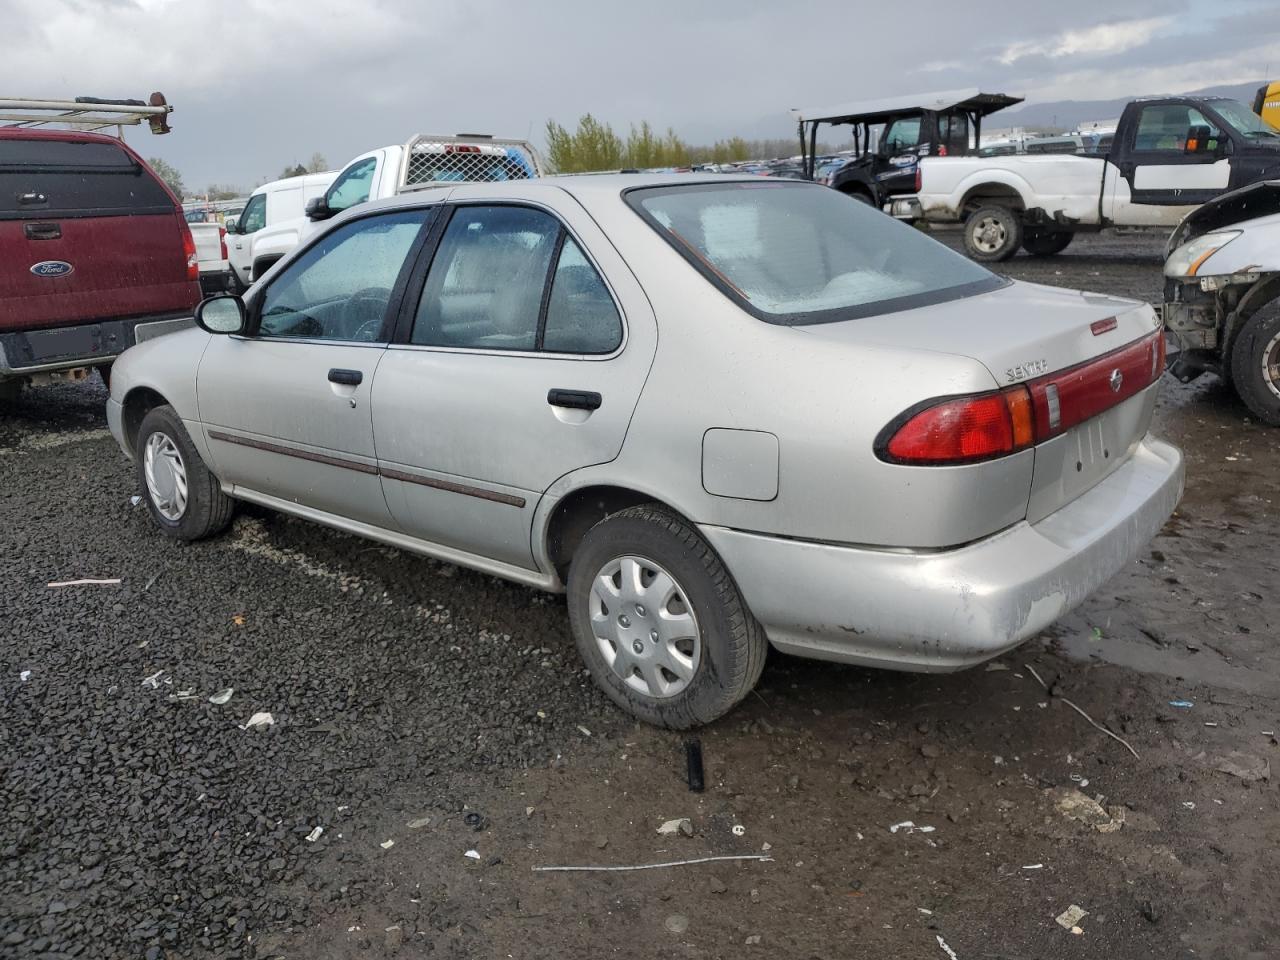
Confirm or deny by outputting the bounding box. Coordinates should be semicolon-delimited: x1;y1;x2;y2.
914;166;922;192
879;387;1034;465
180;223;198;281
219;225;228;261
878;330;1163;466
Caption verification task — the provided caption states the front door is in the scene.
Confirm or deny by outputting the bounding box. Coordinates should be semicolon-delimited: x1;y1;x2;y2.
1105;102;1231;226
198;207;432;527
228;191;265;287
372;188;657;571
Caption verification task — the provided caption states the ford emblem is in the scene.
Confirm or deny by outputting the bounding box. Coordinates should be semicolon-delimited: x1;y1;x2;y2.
30;260;74;278
1109;369;1124;392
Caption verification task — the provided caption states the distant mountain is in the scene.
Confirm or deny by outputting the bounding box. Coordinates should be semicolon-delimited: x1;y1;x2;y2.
994;81;1266;130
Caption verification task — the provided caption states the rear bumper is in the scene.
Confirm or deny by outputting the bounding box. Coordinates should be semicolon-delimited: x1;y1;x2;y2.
0;313;193;379
199;269;235;296
700;435;1184;671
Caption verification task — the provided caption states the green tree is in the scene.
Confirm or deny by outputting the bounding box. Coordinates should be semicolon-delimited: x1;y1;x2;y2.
545;119;573;173
543;114;622;173
278;163;308;179
624;121;660;169
148;157;184;200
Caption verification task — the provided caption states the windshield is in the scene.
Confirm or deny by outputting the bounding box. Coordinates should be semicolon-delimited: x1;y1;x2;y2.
1212;99;1280;138
628;182;1002;324
881;117;922;153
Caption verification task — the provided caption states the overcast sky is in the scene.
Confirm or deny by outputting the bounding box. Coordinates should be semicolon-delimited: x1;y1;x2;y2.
3;0;1278;191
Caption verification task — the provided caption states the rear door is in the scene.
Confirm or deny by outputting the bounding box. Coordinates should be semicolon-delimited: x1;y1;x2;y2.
1105;102;1231;225
0;134;197;334
198;207;434;526
372;186;658;570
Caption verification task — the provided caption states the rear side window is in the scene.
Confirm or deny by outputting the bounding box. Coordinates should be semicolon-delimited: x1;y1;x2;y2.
0;138;174;220
629;182;1001;324
411;205;622;354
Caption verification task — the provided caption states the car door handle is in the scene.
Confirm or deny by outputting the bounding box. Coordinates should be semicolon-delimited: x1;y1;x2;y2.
547;389;602;410
328;368;363;386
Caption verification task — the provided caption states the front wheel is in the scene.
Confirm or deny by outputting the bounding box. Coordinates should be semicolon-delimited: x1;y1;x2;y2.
964;204;1023;262
135;405;237;539
1021;230;1073;257
1230;302;1280;426
566;504;767;729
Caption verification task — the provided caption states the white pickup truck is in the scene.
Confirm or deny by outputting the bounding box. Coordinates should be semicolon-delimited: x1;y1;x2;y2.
899;95;1280;261
241;134;543;282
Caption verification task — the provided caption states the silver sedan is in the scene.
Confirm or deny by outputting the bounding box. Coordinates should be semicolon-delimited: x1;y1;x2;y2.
106;175;1184;727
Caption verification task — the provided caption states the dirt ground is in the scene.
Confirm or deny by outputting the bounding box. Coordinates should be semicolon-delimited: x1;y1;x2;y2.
2;231;1278;960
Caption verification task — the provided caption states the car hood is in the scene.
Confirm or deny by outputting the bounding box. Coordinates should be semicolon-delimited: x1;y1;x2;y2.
793;279;1158;387
1167;179;1280;255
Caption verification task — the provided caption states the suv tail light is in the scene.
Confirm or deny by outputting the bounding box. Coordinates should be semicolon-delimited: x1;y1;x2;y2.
180;223;198;281
914;166;922;192
877;330;1163;466
218;225;228;261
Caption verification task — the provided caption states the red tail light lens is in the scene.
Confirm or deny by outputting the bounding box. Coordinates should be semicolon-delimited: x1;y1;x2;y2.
878;330;1164;466
881;387;1033;465
180;223;198;281
219;225;228;261
914;166;922;192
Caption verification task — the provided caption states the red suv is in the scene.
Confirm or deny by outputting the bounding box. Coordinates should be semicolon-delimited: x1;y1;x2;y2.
0;128;201;398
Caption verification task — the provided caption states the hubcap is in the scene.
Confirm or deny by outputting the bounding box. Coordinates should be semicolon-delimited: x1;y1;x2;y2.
588;555;701;700
1262;330;1280;400
973;216;1007;254
143;431;188;521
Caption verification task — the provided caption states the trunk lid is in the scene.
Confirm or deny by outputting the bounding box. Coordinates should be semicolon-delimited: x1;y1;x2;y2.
0;132;200;334
800;279;1165;523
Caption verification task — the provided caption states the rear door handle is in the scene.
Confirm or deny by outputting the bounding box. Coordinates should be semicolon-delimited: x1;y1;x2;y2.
547;389;602;411
23;222;61;241
328;368;363;386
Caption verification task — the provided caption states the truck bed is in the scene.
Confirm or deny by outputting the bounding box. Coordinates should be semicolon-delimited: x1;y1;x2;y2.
916;154;1107;224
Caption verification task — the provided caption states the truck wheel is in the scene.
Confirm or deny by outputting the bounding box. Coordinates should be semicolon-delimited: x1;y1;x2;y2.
964;205;1022;262
566;504;767;729
1021;230;1073;257
0;379;23;403
135;405;237;540
1230;302;1280;426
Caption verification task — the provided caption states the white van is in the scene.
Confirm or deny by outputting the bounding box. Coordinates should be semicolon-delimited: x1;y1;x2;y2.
226;172;336;291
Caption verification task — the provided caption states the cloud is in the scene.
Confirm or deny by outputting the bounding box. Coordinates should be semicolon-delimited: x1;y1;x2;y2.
997;16;1173;64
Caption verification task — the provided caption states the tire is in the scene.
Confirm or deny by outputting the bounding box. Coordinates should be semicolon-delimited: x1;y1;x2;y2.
566;504;767;729
135;405;236;539
1021;230;1073;257
1229;301;1280;426
847;192;874;205
0;379;23;403
96;363;113;389
964;204;1023;262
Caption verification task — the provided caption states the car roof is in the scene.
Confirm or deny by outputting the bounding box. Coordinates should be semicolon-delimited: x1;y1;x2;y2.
791;88;1023;125
352;173;802;218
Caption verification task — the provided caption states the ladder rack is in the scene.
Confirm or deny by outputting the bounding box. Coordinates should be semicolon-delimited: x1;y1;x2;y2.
0;94;172;138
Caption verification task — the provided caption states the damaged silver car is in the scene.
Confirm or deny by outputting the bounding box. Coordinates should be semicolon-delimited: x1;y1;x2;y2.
106;176;1183;727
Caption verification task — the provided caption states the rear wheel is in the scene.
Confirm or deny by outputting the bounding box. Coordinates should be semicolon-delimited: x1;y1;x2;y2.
566;504;767;729
1021;230;1073;257
964;205;1022;262
1230;301;1280;426
135;405;236;539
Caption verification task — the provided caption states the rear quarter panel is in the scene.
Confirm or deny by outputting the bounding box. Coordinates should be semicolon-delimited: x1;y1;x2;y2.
918;155;1105;223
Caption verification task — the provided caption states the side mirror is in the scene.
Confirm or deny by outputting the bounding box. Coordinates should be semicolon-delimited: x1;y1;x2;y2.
305;196;333;221
194;295;246;335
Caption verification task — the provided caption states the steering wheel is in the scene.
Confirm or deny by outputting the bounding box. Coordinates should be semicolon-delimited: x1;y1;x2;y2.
347;287;393;341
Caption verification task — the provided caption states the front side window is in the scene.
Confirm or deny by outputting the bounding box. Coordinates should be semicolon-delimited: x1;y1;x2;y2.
326;157;377;213
257;210;427;341
881;117;921;153
1134;106;1222;153
239;194;266;234
629;182;1001;324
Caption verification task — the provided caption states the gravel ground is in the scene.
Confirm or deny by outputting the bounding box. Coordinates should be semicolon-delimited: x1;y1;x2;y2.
2;231;1278;959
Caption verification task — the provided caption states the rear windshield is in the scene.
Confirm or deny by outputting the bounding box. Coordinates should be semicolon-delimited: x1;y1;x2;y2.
0;138;174;220
628;181;1002;324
